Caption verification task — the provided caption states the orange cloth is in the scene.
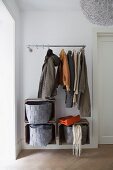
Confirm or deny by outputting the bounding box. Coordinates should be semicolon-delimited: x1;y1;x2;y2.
59;115;80;126
59;49;70;91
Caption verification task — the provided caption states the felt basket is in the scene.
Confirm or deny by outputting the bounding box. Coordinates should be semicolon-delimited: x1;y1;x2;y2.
29;124;52;146
25;101;52;124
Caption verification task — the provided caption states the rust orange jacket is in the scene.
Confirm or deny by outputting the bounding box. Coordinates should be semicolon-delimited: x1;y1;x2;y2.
59;49;70;91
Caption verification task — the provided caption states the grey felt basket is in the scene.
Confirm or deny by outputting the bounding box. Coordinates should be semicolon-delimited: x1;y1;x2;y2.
64;126;73;144
25;101;52;124
29;124;52;147
64;125;89;145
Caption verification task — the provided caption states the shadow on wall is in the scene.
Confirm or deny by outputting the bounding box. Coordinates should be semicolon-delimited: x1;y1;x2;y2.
55;86;80;118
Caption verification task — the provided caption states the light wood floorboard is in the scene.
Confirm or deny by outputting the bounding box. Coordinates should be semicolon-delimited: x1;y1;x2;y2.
0;145;113;170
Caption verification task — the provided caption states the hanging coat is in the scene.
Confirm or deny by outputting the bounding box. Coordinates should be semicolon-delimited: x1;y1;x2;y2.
73;50;78;105
59;49;70;91
67;51;75;92
65;50;75;108
77;49;91;117
38;49;60;99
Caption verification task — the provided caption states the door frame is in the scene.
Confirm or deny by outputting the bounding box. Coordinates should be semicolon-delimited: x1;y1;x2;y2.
93;27;113;147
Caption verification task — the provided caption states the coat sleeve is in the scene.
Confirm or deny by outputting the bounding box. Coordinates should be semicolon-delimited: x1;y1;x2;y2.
79;52;91;117
44;58;55;98
38;64;47;98
59;49;70;91
64;55;70;91
79;52;85;93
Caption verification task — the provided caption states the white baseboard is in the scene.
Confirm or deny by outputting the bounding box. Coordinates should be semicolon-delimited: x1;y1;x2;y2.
16;139;22;158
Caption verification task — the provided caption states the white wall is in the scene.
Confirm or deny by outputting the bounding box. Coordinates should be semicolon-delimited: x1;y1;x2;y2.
3;0;22;157
0;1;15;160
21;10;95;148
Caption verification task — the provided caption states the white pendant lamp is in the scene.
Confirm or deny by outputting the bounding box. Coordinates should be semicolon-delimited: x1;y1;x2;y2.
80;0;113;26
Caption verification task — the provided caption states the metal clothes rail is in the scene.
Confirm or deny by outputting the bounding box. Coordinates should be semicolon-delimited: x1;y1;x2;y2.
27;44;86;48
27;44;86;52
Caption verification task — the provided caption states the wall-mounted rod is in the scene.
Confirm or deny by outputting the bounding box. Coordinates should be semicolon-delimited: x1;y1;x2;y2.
27;44;86;52
27;44;86;48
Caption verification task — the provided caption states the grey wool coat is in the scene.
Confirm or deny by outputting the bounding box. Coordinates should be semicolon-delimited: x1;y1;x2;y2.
77;49;91;117
38;50;60;99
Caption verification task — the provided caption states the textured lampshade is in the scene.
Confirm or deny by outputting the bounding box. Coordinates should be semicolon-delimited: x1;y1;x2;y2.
80;0;113;26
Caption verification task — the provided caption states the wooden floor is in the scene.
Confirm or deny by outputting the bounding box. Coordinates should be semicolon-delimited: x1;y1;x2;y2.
0;145;113;170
